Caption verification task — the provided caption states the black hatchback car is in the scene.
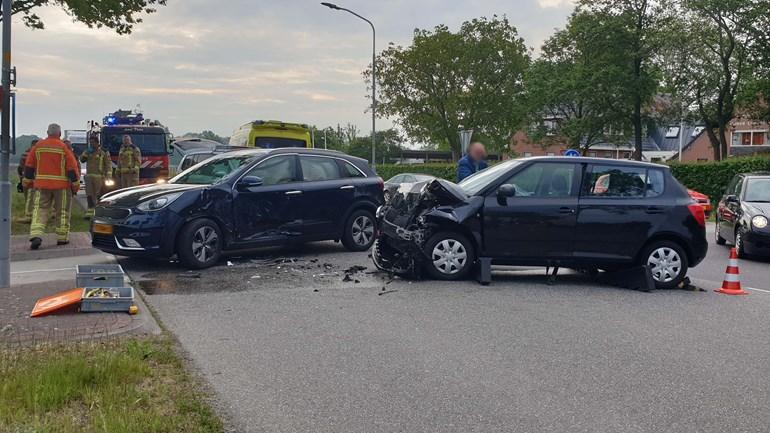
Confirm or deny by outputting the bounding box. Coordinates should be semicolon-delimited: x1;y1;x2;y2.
715;172;770;257
373;157;708;289
91;148;383;268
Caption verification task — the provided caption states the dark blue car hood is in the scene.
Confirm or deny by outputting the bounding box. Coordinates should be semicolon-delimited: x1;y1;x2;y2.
99;183;206;207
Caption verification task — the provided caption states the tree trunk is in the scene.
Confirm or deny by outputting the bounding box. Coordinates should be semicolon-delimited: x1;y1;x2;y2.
705;126;721;161
718;122;729;160
632;57;643;161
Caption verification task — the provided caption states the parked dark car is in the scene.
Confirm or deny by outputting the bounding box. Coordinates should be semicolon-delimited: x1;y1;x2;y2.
91;148;383;268
384;173;435;202
715;172;770;258
373;157;708;289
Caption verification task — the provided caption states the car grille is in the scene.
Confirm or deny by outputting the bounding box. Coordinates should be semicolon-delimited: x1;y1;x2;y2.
95;207;130;219
92;233;116;249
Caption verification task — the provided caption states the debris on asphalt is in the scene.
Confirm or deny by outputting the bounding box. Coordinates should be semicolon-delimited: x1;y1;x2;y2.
177;272;201;279
378;289;398;296
226;261;234;266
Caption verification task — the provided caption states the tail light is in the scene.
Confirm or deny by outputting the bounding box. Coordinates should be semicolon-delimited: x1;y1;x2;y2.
687;203;706;227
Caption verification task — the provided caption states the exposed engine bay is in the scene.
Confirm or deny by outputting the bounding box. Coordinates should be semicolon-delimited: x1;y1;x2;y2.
372;179;482;277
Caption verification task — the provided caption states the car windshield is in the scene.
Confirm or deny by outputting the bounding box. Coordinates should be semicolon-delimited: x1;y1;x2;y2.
103;132;167;155
459;160;521;195
171;154;258;185
744;178;770;202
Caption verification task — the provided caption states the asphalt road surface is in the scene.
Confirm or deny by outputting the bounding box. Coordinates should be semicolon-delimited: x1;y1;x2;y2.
122;223;770;433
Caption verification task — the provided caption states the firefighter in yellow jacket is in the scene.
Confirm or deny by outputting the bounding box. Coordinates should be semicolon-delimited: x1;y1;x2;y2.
23;124;80;250
117;135;141;188
80;135;112;219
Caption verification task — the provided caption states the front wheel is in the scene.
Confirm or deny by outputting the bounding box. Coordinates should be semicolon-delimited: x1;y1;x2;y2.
177;219;222;269
342;209;376;251
641;241;688;290
423;232;475;280
735;226;748;259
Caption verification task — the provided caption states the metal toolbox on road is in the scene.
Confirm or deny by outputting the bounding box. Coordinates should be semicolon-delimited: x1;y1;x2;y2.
80;287;134;313
76;264;125;288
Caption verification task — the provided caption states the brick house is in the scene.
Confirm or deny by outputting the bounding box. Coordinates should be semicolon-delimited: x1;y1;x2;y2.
728;119;770;157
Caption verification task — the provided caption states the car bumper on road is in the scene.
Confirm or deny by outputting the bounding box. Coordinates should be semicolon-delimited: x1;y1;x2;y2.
91;207;184;258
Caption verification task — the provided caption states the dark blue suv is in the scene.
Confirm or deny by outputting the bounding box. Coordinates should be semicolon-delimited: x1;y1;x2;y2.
91;148;383;268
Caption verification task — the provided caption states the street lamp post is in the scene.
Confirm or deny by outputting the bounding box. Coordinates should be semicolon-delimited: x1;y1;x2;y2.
0;0;12;288
321;2;376;169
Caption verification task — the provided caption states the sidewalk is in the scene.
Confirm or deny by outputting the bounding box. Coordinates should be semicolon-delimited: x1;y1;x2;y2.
2;238;161;347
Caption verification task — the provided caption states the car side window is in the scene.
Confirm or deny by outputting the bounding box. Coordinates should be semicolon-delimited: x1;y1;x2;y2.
403;175;416;183
584;165;647;198
339;160;365;178
501;163;576;198
245;155;296;186
646;169;665;197
734;176;745;197
300;156;342;182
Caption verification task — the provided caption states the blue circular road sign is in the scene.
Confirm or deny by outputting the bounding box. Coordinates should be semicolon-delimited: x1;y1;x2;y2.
564;149;581;157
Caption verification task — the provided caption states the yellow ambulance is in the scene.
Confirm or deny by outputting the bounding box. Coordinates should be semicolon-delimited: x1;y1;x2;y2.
229;120;313;148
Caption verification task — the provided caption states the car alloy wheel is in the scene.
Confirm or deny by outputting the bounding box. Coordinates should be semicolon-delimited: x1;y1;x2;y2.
431;238;468;275
192;226;219;263
735;228;746;258
351;215;374;247
647;246;682;283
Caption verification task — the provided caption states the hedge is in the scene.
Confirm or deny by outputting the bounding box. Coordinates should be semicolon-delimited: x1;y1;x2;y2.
375;156;770;201
669;156;770;200
375;163;457;182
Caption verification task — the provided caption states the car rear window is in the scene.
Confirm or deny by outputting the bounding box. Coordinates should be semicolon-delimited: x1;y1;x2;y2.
583;165;664;198
339;160;365;178
300;156;342;181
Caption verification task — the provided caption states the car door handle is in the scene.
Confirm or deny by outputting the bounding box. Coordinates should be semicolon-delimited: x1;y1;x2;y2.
558;207;575;214
340;185;355;190
285;190;303;196
646;206;664;214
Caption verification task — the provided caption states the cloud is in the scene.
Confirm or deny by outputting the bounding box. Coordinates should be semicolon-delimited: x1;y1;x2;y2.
11;0;573;137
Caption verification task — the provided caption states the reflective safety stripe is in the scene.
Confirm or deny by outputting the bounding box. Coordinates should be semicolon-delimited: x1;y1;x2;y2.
30;190;45;237
723;273;740;282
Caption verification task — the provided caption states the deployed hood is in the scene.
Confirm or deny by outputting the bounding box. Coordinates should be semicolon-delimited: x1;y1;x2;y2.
99;183;204;207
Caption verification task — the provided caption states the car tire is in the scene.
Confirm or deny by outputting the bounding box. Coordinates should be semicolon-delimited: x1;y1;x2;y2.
641;240;688;290
735;226;748;259
715;219;726;245
342;209;376;252
383;190;392;203
176;218;223;269
423;231;475;280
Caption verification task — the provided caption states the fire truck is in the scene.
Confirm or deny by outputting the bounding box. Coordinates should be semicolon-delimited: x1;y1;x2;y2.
87;109;172;188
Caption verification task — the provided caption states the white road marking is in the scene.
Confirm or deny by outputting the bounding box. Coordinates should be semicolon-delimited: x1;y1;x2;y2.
745;287;770;294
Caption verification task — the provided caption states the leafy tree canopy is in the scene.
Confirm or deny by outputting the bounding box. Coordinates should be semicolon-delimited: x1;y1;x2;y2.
2;0;167;35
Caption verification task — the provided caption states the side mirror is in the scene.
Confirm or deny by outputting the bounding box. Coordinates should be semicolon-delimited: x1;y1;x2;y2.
237;175;263;191
497;184;516;205
725;194;738;204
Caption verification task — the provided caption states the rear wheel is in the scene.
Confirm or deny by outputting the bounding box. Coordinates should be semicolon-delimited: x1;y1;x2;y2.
342;209;376;251
715;218;726;245
423;232;475;280
641;240;688;290
177;219;222;269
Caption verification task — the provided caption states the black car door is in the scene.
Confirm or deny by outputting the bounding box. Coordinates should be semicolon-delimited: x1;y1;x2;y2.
574;164;668;261
483;161;581;260
295;155;354;240
231;154;303;246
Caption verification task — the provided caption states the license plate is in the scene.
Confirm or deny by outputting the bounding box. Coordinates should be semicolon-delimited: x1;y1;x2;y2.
92;223;113;235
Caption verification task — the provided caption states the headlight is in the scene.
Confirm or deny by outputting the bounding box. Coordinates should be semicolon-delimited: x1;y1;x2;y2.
752;215;768;229
104;179;115;187
136;192;182;212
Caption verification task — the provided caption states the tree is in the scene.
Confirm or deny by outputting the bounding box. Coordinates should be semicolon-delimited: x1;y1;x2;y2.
1;0;167;35
665;0;770;159
580;0;670;160
367;16;529;156
347;129;404;163
181;130;229;144
524;11;633;154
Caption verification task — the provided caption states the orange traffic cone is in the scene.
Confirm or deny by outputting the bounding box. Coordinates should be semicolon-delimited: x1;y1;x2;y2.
715;248;748;295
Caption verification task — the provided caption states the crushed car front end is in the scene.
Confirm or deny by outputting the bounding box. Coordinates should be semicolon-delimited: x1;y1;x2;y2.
372;179;483;277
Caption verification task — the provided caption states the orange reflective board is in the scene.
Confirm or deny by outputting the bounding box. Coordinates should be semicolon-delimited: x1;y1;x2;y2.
30;288;83;317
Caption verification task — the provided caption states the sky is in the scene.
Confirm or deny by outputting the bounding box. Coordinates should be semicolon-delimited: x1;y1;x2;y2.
12;0;574;138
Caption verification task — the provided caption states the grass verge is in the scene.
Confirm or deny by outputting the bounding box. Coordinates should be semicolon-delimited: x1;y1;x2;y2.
0;336;223;433
11;190;90;235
